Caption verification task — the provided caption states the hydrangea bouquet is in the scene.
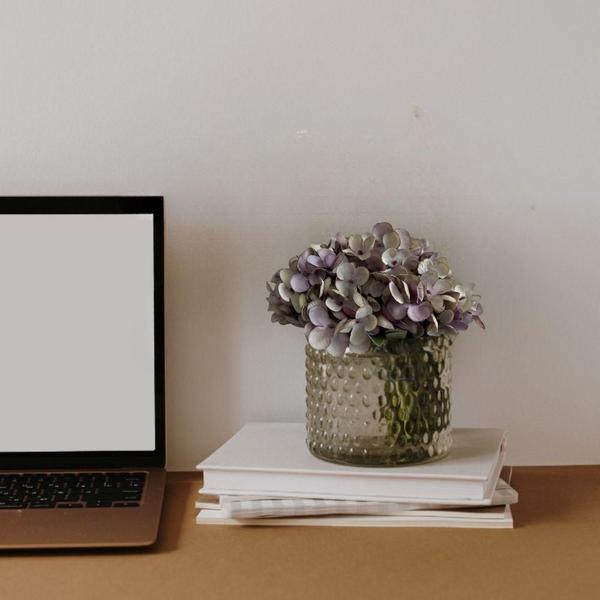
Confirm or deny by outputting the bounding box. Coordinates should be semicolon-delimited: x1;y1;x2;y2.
267;222;484;356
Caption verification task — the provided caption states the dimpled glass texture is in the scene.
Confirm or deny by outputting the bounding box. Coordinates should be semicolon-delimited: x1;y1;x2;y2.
305;336;452;466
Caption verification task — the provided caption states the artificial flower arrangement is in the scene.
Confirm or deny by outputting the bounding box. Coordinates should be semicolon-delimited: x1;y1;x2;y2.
267;222;484;356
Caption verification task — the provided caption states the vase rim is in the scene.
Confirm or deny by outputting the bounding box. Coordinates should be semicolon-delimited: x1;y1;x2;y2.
306;335;452;358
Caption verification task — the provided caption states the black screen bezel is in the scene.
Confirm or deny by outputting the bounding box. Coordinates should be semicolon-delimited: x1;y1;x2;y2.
0;197;165;469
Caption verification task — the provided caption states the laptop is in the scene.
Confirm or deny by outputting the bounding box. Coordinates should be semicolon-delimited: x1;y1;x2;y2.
0;197;166;549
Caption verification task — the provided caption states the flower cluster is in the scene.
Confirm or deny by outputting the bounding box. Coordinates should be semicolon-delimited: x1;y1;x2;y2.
267;223;484;356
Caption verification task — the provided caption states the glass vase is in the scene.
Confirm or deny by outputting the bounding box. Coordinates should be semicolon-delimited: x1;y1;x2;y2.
305;336;452;466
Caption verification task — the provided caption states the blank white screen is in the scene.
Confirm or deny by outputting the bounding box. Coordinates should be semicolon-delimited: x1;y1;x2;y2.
0;214;155;452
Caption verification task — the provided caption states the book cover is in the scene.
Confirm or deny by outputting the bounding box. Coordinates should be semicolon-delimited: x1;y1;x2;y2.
197;423;507;503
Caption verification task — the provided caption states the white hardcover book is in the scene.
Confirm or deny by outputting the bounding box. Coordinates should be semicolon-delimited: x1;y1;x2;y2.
195;505;513;529
197;423;507;504
194;479;518;516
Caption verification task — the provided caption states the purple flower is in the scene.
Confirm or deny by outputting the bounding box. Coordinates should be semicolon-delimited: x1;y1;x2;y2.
306;302;350;356
344;305;379;354
422;273;456;312
382;248;419;272
305;248;343;286
384;299;408;322
290;273;310;293
335;262;370;297
268;222;484;353
329;232;348;252
372;222;394;241
407;301;433;322
453;311;472;331
345;234;375;261
388;280;433;322
297;249;312;275
305;248;335;271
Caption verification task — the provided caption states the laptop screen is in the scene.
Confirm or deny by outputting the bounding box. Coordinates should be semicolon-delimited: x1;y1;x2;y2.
0;212;156;453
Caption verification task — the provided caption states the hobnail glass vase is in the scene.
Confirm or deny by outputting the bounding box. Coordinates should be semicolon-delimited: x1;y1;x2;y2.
305;336;452;466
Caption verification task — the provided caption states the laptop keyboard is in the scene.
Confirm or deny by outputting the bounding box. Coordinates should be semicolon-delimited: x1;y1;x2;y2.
0;472;146;509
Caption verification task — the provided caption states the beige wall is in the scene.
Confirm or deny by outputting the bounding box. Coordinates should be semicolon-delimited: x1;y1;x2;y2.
1;0;599;467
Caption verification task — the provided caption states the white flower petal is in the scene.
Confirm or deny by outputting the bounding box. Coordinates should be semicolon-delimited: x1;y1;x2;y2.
349;337;371;354
308;326;333;350
362;314;378;331
417;258;434;275
350;324;368;346
420;271;438;288
362;234;375;250
401;280;411;299
325;297;343;312
387;300;408;321
327;333;349;356
407;302;433;322
278;283;291;302
397;229;411;250
336;280;353;297
367;280;386;297
382;231;400;250
382;248;399;266
389;282;405;304
434;257;451;277
348;234;363;253
377;315;395;329
438;309;454;325
279;269;293;285
339;319;354;333
372;222;394;241
291;293;303;313
430;295;445;312
336;262;354;281
403;255;419;271
432;279;453;295
333;318;349;336
355;306;373;320
308;305;332;327
354;267;370;286
353;290;366;307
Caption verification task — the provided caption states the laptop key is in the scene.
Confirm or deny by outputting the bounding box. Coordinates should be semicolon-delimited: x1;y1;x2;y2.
118;493;142;501
0;501;27;509
0;472;146;509
113;502;140;507
85;500;113;508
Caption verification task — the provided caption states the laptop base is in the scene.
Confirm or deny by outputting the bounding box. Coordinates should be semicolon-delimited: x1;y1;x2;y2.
0;468;165;549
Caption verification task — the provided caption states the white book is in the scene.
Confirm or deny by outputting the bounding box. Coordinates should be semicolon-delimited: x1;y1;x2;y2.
195;479;518;517
197;423;507;504
195;505;513;529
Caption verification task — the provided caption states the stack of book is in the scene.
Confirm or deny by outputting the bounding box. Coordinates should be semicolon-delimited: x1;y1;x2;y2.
195;423;517;528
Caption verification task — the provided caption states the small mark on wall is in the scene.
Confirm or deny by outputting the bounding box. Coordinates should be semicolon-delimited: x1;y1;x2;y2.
295;129;310;139
411;105;422;120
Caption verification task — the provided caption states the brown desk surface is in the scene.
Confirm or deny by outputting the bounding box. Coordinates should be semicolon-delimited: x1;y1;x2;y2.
0;467;599;599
